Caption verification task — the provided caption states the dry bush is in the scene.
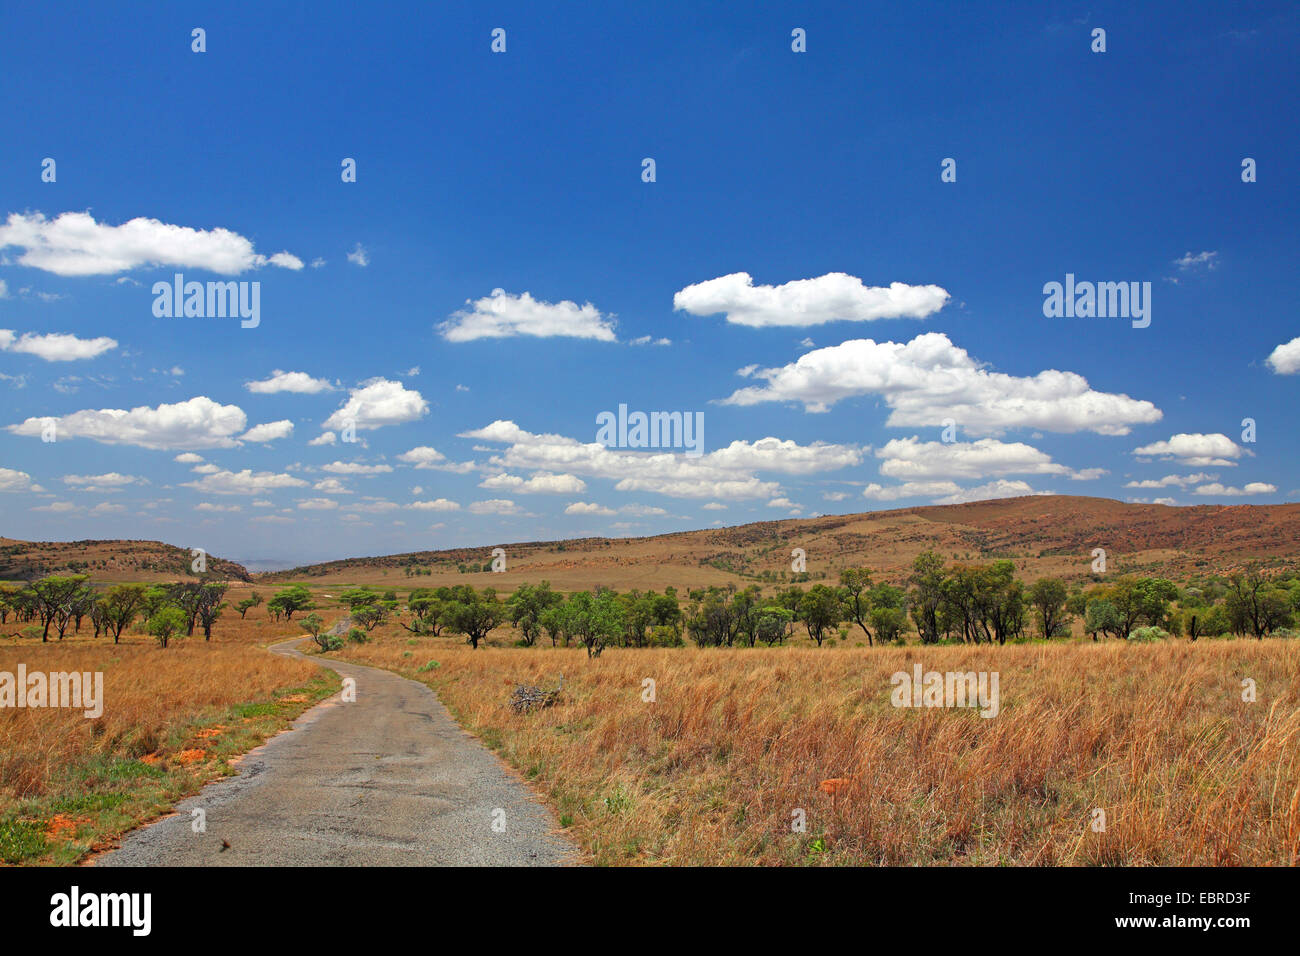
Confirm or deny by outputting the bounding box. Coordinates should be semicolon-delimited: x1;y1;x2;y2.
334;638;1300;865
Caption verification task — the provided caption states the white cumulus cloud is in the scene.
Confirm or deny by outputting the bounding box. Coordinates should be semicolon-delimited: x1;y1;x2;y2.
0;211;302;275
240;420;293;443
1265;336;1300;375
673;272;949;328
322;378;428;432
8;396;248;449
1132;433;1246;467
720;332;1161;435
246;370;335;394
181;469;309;495
440;289;616;342
0;330;117;361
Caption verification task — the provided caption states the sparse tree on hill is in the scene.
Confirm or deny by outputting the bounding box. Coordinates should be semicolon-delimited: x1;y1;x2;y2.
235;591;263;618
269;584;314;622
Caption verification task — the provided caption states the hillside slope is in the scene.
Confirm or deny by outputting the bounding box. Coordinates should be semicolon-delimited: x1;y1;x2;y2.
0;538;253;583
255;495;1300;591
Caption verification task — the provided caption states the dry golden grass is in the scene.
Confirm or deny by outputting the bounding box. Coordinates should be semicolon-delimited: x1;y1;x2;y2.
0;629;335;864
0;641;319;799
333;636;1300;865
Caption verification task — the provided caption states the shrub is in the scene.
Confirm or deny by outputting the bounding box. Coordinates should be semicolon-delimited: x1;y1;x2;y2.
1128;626;1170;643
648;625;683;648
347;627;368;644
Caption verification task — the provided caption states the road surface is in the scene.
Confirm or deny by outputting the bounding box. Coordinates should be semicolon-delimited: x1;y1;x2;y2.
98;628;576;866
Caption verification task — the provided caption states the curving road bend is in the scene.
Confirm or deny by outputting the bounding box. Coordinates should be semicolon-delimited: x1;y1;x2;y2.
97;630;577;866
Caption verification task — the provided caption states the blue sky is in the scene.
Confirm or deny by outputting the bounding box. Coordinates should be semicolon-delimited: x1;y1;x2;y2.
1;1;1297;566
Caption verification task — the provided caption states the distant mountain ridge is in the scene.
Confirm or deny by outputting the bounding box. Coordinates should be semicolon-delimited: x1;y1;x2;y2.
0;538;253;583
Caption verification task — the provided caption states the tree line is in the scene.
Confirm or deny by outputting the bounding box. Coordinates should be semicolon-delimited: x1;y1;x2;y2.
0;576;319;648
390;554;1300;651
4;555;1297;652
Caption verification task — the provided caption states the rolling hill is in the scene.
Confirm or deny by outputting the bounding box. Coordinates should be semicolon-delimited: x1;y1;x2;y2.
5;496;1298;592
253;495;1300;592
0;537;253;583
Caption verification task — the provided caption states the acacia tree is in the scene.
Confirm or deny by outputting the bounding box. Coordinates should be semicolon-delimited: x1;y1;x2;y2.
441;586;503;649
70;584;97;634
754;605;794;645
403;588;450;635
507;582;562;647
1225;567;1293;637
798;584;844;646
353;602;392;632
166;581;206;636
685;585;740;647
148;606;188;649
908;551;946;644
269;585;315;622
300;612;331;650
867;583;909;644
101;583;148;643
196;582;228;640
235;592;263;618
1084;599;1124;641
30;575;90;642
559;588;624;658
840;567;877;645
1028;577;1071;639
538;605;568;646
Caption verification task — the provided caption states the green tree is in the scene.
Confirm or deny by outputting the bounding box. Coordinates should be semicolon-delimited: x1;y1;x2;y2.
798;584;844;646
867;583;909;644
404;587;450;636
147;606;188;648
754;605;794;645
101;583;148;643
269;584;315;622
1028;577;1071;639
559;588;625;658
30;575;90;642
506;581;562;647
908;551;946;644
196;582;228;640
1084;599;1124;641
299;612;332;650
839;567;877;645
235;591;263;619
441;586;503;649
